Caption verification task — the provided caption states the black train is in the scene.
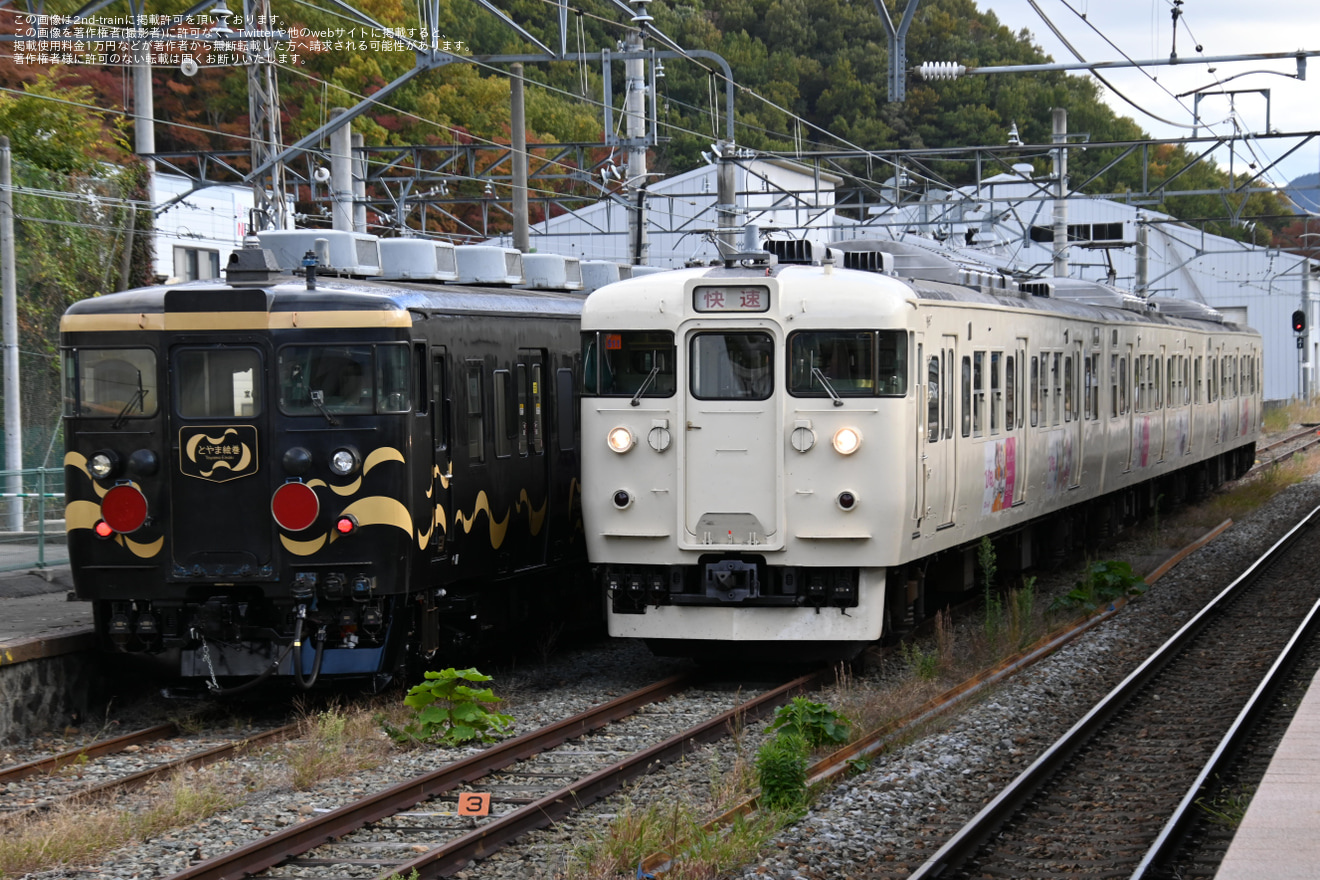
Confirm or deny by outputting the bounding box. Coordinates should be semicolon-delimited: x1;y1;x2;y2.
59;238;591;692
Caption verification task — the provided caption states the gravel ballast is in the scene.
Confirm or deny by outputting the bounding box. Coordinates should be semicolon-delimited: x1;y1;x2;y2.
11;468;1320;880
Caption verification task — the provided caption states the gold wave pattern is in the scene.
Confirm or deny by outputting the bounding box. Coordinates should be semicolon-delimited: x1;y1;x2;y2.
517;490;548;536
282;447;413;557
365;447;406;473
454;491;512;550
280;533;327;554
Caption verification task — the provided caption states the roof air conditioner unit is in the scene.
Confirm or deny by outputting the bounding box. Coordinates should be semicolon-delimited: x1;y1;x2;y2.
580;260;622;293
520;253;584;291
378;239;459;281
258;230;382;276
453;245;523;285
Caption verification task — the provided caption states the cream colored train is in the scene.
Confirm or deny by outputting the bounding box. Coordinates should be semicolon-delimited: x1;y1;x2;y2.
580;238;1262;659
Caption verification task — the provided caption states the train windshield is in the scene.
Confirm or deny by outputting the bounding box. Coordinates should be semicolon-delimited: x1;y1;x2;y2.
580;331;676;398
62;348;159;419
690;331;774;400
277;344;411;416
175;348;262;418
788;330;908;397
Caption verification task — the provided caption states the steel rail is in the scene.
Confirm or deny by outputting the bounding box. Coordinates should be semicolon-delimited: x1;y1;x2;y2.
640;517;1236;877
0;723;301;824
377;667;834;879
0;723;176;784
1131;595;1320;878
164;672;698;880
907;502;1320;880
1247;425;1320;475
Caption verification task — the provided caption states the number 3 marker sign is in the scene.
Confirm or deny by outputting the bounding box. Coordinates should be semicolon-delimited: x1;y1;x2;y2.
458;792;491;816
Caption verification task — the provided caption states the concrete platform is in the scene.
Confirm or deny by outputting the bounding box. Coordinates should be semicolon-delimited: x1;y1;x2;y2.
1216;666;1320;880
0;566;108;741
0;566;93;666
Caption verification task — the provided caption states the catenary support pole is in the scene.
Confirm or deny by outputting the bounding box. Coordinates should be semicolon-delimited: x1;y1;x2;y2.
511;63;529;253
1;136;23;531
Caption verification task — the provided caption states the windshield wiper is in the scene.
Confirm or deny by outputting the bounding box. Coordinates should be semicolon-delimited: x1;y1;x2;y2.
630;365;661;407
812;366;844;407
112;372;148;428
309;389;340;426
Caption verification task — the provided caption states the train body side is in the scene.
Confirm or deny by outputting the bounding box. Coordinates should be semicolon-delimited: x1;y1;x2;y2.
60;275;587;686
579;262;1261;656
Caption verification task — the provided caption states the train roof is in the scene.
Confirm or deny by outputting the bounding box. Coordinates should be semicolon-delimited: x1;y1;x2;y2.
62;272;585;333
582;262;1257;337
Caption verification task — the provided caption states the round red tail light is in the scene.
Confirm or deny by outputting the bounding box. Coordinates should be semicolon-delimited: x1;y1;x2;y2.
272;481;319;532
100;484;148;534
335;515;358;536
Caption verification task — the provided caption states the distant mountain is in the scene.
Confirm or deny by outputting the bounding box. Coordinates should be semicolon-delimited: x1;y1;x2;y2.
1287;173;1320;213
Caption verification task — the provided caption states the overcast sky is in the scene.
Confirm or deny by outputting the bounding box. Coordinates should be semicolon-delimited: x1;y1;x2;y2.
974;0;1320;189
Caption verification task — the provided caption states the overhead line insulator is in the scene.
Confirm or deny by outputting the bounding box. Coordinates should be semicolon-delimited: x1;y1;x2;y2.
916;62;967;81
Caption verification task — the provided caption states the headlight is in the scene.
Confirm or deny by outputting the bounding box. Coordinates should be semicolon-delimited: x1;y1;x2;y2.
329;448;359;476
607;426;636;453
89;450;119;480
832;427;862;455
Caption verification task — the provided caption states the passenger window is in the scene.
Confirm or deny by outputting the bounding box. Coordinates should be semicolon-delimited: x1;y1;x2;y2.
466;363;485;463
494;370;514;458
530;364;544;455
431;354;449;453
973;351;984;437
961;356;972;438
990;351;1001;435
1110;354;1118;418
1030;356;1039;427
1005;355;1015;430
1063;355;1073;423
927;356;940;442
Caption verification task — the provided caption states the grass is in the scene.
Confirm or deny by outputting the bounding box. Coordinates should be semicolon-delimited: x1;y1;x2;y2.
562;799;788;880
285;703;391;790
0;768;240;878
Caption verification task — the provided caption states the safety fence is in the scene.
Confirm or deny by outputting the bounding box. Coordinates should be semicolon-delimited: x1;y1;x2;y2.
0;468;67;572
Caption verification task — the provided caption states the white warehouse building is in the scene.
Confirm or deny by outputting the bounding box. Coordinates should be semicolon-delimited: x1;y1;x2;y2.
841;164;1317;404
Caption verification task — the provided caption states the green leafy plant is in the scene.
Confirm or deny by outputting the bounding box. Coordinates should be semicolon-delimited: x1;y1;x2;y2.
900;640;940;680
755;731;809;811
765;697;852;748
1050;560;1147;613
379;667;514;746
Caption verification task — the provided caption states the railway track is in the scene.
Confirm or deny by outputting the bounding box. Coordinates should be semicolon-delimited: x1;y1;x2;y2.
1248;424;1320;474
162;668;832;880
905;503;1320;879
0;721;301;822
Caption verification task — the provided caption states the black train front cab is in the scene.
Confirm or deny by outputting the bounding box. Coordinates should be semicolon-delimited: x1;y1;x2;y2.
61;271;589;689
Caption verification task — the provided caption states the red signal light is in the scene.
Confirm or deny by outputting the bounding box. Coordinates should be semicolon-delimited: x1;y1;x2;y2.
335;515;358;536
94;520;115;539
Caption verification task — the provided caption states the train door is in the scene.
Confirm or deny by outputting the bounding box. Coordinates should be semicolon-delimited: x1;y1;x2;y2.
681;326;779;546
493;349;549;565
168;343;272;576
927;335;957;527
1069;339;1083;488
1156;344;1168;462
1123;343;1135;472
428;347;452;561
